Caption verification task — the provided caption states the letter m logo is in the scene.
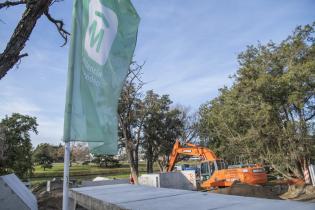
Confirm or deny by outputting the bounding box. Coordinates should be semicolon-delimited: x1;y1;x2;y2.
84;0;118;65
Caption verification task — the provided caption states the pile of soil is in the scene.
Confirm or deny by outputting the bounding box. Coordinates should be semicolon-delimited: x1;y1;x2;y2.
215;182;315;202
280;184;315;202
215;182;288;199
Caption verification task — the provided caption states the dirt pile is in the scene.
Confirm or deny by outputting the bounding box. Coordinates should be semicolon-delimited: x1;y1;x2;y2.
215;182;288;199
215;182;315;202
280;184;315;202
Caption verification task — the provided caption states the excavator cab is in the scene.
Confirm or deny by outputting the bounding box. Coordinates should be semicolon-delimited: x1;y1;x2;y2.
200;160;228;181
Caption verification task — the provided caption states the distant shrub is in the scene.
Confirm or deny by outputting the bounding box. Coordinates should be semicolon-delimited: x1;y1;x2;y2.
82;161;90;165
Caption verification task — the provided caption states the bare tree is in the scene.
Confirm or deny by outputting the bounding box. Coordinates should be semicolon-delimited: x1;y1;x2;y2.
118;62;146;184
175;105;199;143
71;143;90;162
0;0;69;79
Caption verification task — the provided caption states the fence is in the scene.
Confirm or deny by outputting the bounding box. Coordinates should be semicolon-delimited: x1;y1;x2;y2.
309;164;315;187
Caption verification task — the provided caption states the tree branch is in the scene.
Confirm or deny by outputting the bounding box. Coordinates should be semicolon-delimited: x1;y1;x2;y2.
0;0;53;79
18;53;28;59
305;111;315;121
0;0;70;79
44;9;70;47
0;0;26;9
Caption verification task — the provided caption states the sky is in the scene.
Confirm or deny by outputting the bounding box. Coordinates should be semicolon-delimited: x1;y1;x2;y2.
0;0;314;146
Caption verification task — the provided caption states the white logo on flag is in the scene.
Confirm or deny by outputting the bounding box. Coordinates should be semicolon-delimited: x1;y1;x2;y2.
84;0;118;65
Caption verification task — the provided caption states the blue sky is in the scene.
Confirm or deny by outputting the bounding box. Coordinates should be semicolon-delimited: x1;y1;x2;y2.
0;0;314;146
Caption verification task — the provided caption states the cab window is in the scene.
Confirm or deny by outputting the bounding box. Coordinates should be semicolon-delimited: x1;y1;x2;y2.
216;160;228;170
200;162;209;174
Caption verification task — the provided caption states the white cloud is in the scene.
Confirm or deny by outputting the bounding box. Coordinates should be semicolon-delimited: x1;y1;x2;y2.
149;73;233;108
0;86;41;116
0;86;63;146
31;116;64;146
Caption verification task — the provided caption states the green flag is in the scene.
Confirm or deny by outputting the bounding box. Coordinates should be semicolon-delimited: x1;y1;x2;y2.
63;0;140;155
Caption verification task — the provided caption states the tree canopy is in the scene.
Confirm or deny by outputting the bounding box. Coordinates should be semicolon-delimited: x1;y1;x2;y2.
0;113;38;179
118;62;190;178
142;90;184;172
33;143;54;171
198;22;315;179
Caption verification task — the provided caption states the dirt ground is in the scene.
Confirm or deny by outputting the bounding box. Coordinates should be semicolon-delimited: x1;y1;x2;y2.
215;182;315;202
32;179;65;210
33;180;315;210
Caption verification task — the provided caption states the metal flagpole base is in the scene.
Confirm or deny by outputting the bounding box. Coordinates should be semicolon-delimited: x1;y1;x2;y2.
62;141;71;210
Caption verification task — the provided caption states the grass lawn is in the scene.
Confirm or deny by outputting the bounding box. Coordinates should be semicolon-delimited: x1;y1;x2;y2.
32;162;157;181
34;162;128;174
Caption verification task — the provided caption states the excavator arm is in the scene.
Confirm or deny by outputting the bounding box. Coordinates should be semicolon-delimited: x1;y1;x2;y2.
167;140;219;172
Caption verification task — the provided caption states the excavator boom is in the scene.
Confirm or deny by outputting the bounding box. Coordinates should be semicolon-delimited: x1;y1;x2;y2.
167;140;218;172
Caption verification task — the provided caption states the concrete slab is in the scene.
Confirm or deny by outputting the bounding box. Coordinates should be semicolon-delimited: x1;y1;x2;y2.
69;184;315;210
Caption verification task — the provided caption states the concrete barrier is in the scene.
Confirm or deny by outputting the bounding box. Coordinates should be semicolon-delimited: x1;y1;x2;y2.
138;174;160;187
138;171;197;190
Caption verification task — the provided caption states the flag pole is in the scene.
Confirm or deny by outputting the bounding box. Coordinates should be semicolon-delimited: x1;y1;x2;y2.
62;141;71;210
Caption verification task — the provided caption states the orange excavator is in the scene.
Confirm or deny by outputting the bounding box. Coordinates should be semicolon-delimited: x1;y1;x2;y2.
167;140;267;189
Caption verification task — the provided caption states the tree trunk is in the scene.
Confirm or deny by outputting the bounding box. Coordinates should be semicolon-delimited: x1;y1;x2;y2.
134;144;139;173
293;160;304;179
0;0;52;79
126;139;139;184
146;158;153;173
157;160;164;172
146;144;154;173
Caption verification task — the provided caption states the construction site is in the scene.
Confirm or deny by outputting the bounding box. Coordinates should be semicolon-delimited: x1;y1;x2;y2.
24;140;315;209
1;0;315;210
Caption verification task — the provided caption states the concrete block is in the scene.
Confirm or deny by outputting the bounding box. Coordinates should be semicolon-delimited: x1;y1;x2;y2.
138;174;160;187
138;171;197;190
160;171;197;190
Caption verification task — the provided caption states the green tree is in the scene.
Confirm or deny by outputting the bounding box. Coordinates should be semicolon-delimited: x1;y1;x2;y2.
33;143;54;171
92;155;120;168
50;144;65;163
143;90;184;173
0;113;38;179
198;22;315;179
51;144;64;162
0;124;6;163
